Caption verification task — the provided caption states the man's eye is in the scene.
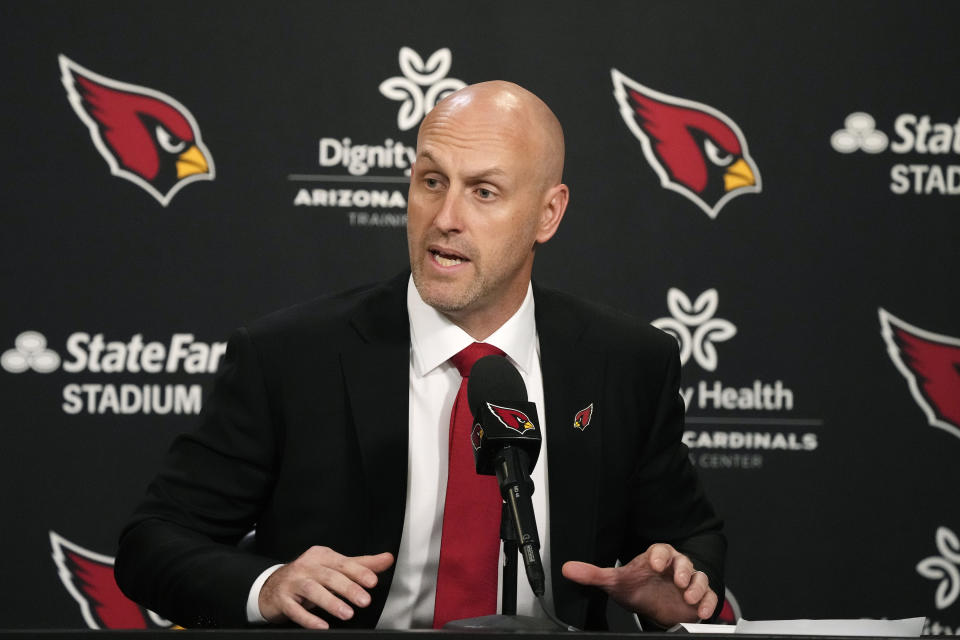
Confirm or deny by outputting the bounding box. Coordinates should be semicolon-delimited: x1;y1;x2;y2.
425;178;440;189
477;188;493;199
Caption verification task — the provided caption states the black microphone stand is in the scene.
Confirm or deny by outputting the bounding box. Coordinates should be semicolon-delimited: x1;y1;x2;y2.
444;460;565;631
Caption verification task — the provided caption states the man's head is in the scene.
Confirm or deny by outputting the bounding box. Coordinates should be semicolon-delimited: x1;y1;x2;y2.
407;81;569;339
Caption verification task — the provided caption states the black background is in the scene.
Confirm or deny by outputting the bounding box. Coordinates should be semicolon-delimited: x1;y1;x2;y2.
1;0;958;630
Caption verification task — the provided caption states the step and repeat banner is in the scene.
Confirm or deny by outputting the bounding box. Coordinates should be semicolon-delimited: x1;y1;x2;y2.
2;0;958;632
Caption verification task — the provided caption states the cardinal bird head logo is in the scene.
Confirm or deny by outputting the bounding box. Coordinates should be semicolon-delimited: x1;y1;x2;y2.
471;423;485;451
573;403;594;431
879;308;960;441
611;69;761;219
59;55;215;206
50;531;173;629
486;403;536;435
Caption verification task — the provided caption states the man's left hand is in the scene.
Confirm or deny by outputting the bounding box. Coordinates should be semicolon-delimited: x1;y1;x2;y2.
561;543;718;628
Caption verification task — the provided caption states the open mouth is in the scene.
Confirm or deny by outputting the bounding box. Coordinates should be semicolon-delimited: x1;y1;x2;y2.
430;248;468;267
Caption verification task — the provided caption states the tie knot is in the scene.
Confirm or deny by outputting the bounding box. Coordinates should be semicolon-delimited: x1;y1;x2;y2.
450;342;505;377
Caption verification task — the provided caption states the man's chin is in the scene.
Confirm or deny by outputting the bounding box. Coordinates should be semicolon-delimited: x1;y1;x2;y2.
412;275;475;316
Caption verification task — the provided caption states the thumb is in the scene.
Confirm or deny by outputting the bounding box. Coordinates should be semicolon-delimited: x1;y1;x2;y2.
562;560;615;587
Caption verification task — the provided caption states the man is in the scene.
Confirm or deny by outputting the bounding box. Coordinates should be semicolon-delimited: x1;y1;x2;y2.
115;81;725;631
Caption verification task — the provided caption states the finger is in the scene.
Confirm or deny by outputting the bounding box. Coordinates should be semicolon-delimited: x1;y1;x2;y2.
318;552;389;591
281;596;331;630
353;552;395;580
314;566;373;609
682;571;710;604
671;554;696;588
561;560;616;587
299;579;355;621
697;588;719;621
647;543;677;573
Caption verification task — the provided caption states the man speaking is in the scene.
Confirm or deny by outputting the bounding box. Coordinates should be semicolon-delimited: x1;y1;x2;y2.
115;81;725;630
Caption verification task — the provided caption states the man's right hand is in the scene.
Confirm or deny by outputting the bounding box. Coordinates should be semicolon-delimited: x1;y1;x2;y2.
258;546;394;629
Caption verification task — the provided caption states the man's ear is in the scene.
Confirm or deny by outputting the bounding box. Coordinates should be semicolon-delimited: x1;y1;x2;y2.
535;183;569;244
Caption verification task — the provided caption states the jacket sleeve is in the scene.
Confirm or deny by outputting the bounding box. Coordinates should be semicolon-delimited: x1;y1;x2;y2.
623;337;726;621
114;327;281;628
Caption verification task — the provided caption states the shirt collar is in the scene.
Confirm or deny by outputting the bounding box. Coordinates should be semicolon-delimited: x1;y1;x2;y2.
407;275;537;377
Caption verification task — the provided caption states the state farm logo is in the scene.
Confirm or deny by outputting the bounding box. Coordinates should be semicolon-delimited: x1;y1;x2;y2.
879;308;960;441
59;55;214;206
3;330;224;416
291;47;467;228
830;112;889;154
2;331;60;373
611;69;761;219
651;288;820;470
831;111;960;195
916;526;960;635
652;289;736;372
50;531;173;629
379;47;466;131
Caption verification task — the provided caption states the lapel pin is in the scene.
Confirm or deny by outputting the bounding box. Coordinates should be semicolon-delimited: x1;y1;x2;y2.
573;403;594;431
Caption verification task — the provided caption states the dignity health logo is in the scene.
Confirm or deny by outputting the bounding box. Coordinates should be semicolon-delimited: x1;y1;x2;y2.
651;288;736;372
379;47;466;131
292;46;467;228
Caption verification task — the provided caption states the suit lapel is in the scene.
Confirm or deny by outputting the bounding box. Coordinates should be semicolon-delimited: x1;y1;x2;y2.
535;286;605;627
339;274;410;622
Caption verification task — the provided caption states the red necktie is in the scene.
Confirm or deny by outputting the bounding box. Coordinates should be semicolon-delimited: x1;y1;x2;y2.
432;342;505;628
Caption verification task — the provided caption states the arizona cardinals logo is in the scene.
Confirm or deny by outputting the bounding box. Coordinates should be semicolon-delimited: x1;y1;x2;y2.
879;309;960;441
49;531;172;629
486;403;536;435
471;423;485;451
59;55;214;206
573;403;594;431
611;68;761;219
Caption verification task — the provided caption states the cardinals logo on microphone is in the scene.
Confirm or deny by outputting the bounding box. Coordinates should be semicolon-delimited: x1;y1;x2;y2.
59;55;215;206
611;69;761;219
487;403;536;435
879;308;960;441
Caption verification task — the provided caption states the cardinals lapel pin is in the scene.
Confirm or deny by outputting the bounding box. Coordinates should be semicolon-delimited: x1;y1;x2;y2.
573;403;594;431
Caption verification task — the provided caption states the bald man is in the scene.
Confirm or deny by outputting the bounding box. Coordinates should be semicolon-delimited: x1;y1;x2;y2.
115;81;725;631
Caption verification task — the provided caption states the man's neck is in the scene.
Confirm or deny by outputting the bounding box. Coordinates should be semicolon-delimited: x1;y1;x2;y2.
443;288;530;342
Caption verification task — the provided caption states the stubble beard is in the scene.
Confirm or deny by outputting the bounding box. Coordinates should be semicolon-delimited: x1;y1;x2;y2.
411;256;487;316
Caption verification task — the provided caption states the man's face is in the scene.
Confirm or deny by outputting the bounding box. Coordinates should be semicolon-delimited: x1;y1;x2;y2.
407;103;549;326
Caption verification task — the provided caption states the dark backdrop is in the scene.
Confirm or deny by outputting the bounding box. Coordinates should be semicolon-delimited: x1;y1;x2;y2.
2;1;958;632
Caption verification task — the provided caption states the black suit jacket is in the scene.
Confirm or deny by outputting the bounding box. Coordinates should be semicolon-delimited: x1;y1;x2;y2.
115;273;725;629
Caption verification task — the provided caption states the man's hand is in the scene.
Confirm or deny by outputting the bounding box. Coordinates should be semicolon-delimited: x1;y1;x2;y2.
258;546;394;629
561;543;717;628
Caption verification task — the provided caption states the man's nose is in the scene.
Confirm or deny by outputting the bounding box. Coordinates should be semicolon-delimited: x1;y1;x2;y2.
433;189;464;232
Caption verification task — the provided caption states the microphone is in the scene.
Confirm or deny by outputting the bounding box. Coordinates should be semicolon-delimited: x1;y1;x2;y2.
467;355;545;598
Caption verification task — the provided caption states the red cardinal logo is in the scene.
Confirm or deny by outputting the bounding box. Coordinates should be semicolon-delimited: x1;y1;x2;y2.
486;403;536;435
573;403;594;431
471;423;484;451
879;308;960;440
49;531;173;629
611;69;761;219
59;55;214;206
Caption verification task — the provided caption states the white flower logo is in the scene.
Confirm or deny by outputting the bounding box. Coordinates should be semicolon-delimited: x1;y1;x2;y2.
652;289;737;371
917;526;960;610
379;47;466;131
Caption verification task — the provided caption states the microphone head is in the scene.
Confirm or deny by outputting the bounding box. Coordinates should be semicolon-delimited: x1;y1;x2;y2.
466;354;540;475
467;354;527;416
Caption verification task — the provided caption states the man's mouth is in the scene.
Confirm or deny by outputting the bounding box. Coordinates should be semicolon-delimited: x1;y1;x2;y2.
430;248;468;267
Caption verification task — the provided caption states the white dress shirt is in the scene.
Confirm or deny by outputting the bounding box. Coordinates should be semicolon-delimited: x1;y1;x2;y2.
247;277;552;626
